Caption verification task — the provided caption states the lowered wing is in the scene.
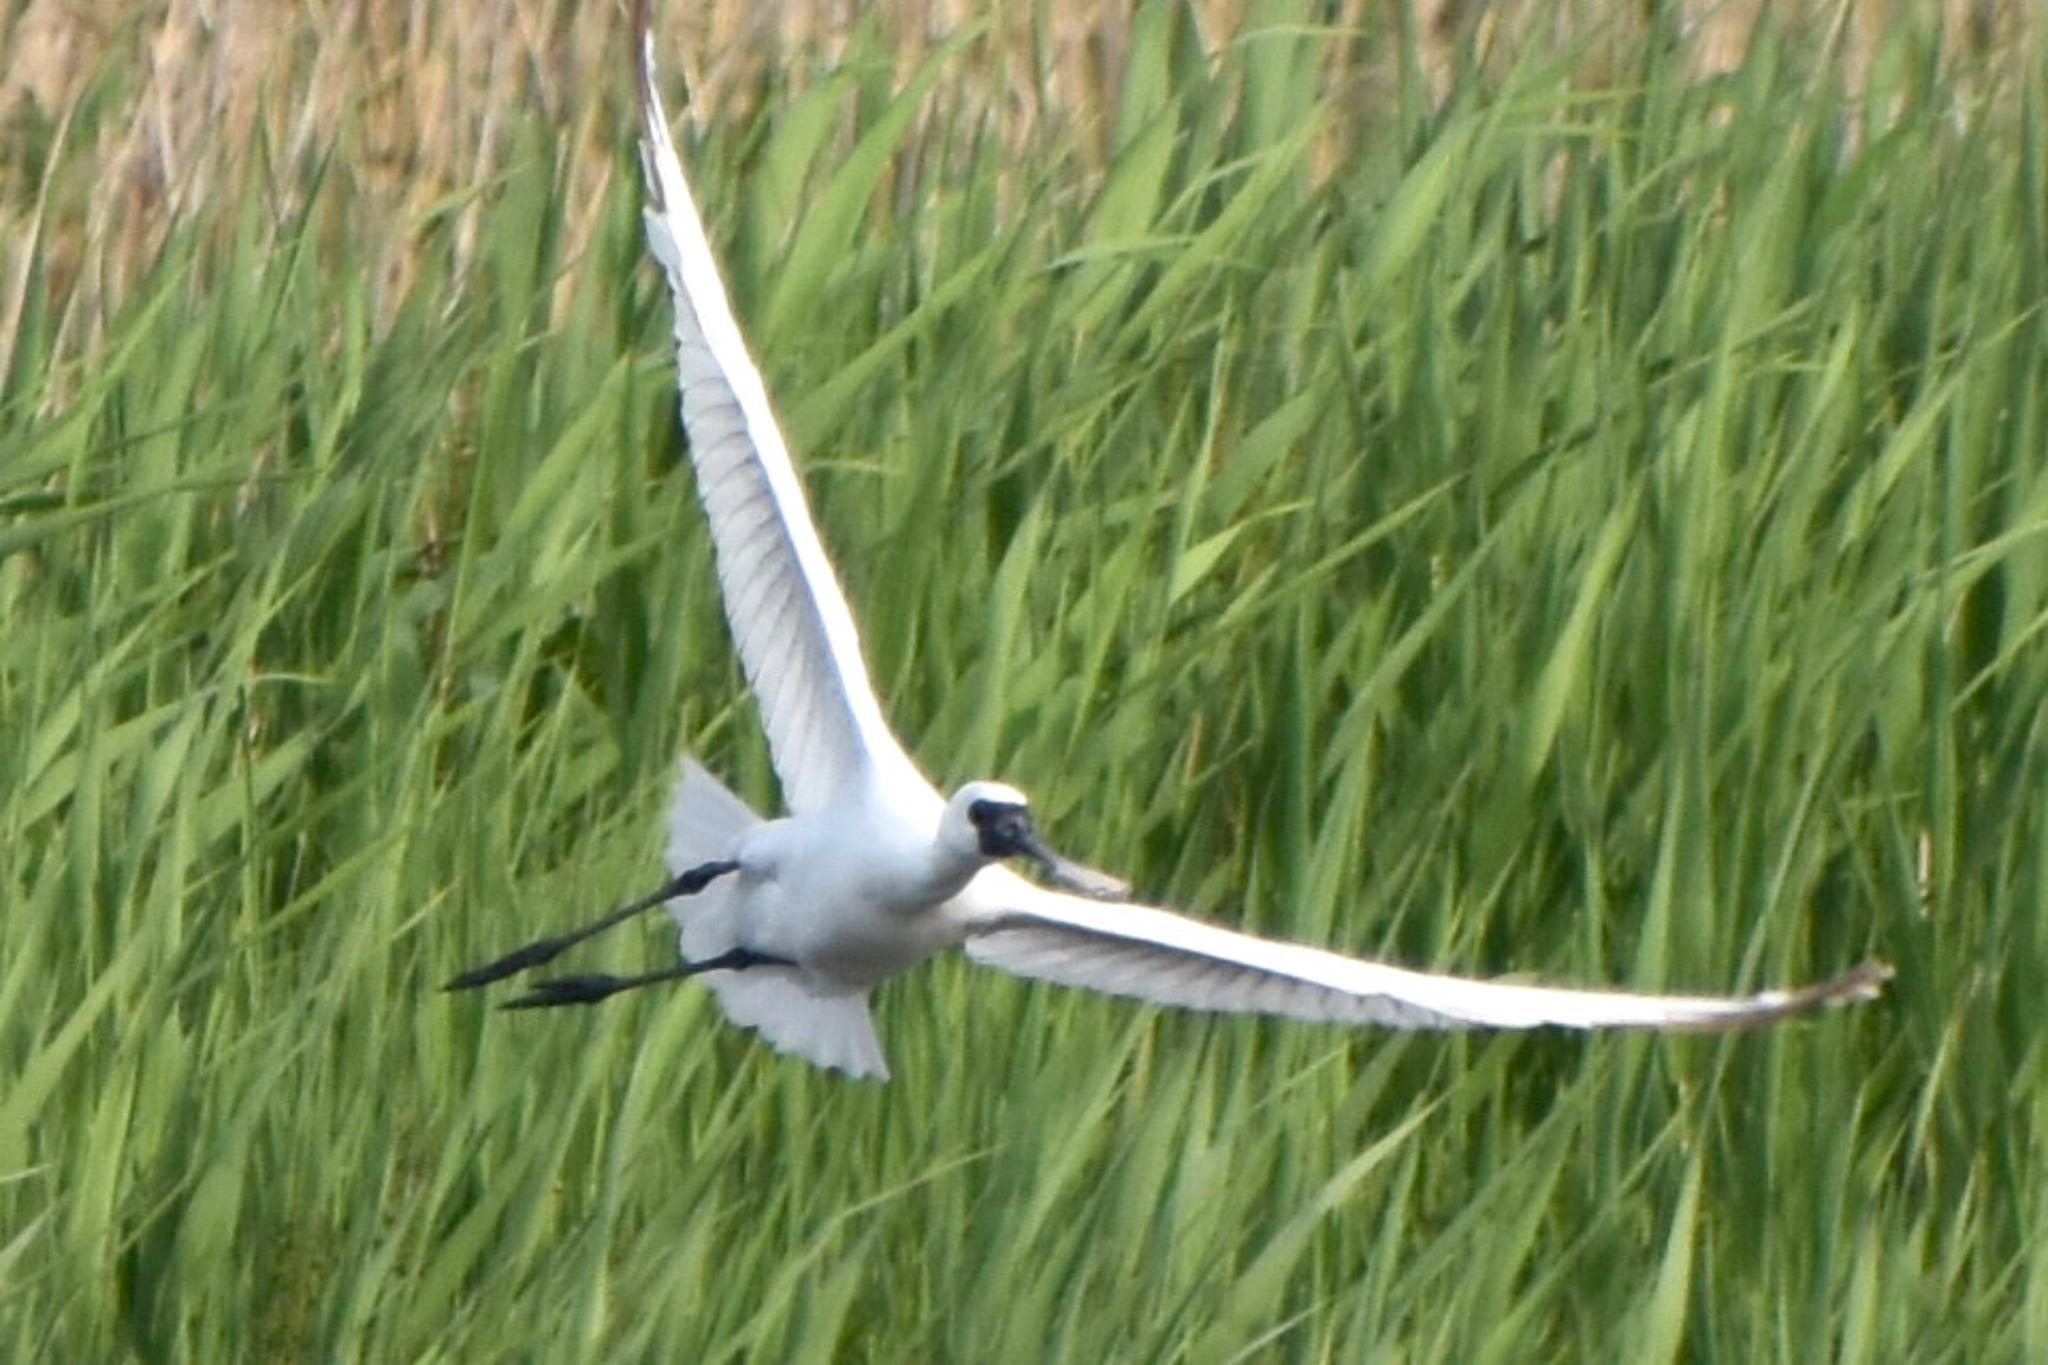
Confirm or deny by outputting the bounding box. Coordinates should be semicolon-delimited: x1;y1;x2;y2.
635;4;929;813
959;869;1890;1031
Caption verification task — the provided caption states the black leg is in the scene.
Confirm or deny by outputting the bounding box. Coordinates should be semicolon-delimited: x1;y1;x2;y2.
443;859;741;991
500;947;792;1009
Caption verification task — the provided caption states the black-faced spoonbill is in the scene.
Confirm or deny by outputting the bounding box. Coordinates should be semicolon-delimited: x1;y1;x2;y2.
445;1;1891;1080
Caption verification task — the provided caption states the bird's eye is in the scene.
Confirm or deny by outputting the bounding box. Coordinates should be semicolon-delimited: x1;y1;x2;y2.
968;798;1028;830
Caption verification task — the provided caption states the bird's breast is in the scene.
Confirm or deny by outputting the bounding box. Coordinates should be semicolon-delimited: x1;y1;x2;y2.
728;812;968;989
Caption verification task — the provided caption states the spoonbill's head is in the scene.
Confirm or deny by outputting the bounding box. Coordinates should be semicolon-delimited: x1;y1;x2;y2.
942;782;1131;901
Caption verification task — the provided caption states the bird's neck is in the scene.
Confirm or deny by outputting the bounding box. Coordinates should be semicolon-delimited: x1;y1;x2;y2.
901;839;984;909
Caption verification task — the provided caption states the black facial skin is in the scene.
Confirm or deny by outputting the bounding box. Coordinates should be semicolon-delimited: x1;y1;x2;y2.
968;798;1133;901
968;800;1039;859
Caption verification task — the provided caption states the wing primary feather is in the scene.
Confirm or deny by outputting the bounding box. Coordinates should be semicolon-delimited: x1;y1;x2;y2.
962;875;1890;1033
634;4;930;812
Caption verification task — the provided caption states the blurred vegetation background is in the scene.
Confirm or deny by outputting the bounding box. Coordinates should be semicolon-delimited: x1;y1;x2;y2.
4;1;2045;1360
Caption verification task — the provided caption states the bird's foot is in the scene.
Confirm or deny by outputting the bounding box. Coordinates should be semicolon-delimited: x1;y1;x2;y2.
443;937;571;991
497;948;795;1010
500;974;639;1009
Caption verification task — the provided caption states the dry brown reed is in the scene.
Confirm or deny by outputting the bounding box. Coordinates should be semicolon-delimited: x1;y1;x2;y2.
1;0;2034;374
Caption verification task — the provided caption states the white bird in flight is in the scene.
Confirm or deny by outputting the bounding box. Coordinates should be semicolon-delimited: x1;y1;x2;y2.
446;2;1891;1079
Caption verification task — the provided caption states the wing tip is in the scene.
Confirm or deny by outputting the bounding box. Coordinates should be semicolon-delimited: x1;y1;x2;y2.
1698;957;1894;1032
632;0;672;209
1808;957;1894;1006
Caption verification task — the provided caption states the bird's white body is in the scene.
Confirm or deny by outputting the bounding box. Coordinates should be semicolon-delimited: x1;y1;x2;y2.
488;4;1893;1080
692;780;966;990
664;763;972;1076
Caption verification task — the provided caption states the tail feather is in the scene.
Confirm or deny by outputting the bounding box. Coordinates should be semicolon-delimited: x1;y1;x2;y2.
666;757;760;871
665;759;890;1080
694;966;889;1080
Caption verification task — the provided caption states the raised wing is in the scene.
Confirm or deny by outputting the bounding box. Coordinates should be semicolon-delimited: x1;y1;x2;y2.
959;869;1890;1031
635;6;928;813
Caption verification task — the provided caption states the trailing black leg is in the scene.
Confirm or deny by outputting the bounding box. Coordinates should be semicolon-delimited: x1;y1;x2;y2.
500;947;792;1009
443;859;741;991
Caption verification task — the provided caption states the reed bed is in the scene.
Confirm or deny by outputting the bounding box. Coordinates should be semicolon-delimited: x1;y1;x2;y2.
3;2;2043;1359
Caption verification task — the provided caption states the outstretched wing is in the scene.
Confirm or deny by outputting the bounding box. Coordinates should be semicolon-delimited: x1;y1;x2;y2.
958;869;1889;1031
635;4;929;813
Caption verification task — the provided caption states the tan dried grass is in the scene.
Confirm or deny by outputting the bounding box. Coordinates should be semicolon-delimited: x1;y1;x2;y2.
1;0;2034;369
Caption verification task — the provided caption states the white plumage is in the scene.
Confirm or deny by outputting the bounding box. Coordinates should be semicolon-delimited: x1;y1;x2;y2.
447;2;1889;1080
